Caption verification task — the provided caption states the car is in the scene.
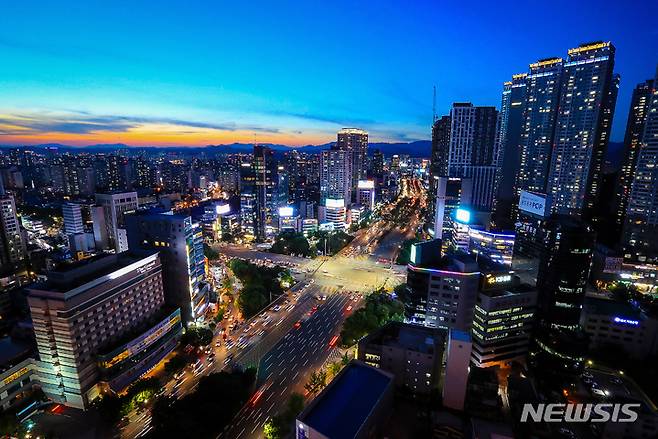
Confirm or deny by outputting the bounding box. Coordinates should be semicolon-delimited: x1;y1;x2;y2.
346;305;353;312
294;321;302;329
320;295;327;301
272;305;281;312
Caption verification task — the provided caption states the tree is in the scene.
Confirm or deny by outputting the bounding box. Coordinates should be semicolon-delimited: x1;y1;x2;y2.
396;238;421;265
270;232;313;257
151;368;257;438
164;354;189;376
238;284;268;318
305;370;327;394
263;417;283;439
339;292;404;346
263;392;305;439
182;326;213;346
327;361;342;378
203;243;220;260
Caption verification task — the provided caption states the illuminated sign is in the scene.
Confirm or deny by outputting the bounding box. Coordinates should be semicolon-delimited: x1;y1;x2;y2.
3;367;29;386
455;208;471;224
486;274;512;285
357;180;375;189
278;206;294;217
518;191;547;217
410;244;418;264
568;42;610;55
215;204;231;215
529;58;563;69
99;310;182;370
325;198;345;209
613;317;639;326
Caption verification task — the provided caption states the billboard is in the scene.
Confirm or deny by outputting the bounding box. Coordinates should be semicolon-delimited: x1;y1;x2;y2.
278;206;294;217
325;198;345;208
454;208;471;224
358;180;375;189
518;191;547;217
215;203;231;215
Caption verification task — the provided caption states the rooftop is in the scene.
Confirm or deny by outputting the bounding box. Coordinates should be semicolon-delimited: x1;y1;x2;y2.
411;249;509;274
583;296;643;320
362;322;445;355
31;250;158;294
300;361;393;439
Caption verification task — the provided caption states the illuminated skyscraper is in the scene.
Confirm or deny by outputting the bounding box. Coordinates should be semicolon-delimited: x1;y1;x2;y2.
547;42;619;219
240;145;277;240
320;149;352;204
494;73;527;223
336;128;368;195
615;78;655;236
623;68;658;262
126;210;209;324
0;190;26;271
514;58;563;218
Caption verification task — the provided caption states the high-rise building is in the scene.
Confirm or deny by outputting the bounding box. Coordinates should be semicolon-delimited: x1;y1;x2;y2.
614;78;655;235
94;192;138;252
431;177;472;243
336;128;368;195
320;149;352;205
62;203;84;235
126;210;209;324
622;69;658;262
428;104;499;219
547;42;618;218
471;282;537;368
536;215;595;329
0;191;26;271
447;103;499;176
240;145;278;241
494;73;527;223
27;251;181;409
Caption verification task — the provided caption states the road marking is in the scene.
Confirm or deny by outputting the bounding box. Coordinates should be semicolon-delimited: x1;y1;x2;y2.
280;386;288;396
293;371;299;380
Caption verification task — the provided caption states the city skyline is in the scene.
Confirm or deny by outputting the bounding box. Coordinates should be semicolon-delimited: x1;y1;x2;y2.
1;0;657;147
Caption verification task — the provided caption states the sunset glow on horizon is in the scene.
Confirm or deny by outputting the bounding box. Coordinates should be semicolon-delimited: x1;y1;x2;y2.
1;1;655;147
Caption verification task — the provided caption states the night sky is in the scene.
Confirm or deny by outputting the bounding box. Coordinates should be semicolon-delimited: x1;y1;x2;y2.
1;0;656;147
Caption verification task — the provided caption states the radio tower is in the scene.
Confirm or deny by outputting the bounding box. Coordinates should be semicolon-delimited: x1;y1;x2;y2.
432;85;438;124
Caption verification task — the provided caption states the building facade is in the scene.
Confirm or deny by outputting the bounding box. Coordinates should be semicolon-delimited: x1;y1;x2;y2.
27;251;175;409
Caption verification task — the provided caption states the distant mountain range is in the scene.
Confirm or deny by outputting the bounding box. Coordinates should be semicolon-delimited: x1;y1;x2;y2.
0;140;433;157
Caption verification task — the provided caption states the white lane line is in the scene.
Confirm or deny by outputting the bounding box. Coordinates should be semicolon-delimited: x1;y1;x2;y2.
293;371;299;380
280;386;288;396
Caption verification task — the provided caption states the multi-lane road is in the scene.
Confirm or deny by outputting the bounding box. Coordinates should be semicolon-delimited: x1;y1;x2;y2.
122;179;426;439
221;289;358;439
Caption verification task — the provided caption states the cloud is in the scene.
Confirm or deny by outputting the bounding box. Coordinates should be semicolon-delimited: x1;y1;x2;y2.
0;111;281;136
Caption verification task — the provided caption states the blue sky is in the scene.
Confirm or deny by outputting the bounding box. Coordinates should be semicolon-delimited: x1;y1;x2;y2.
0;0;656;146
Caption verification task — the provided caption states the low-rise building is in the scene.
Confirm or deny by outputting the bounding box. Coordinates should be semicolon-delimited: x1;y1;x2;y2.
296;361;394;439
581;296;658;360
357;321;446;395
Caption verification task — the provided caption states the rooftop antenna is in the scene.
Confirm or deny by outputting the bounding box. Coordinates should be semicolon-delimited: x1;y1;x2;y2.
432;85;438;124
